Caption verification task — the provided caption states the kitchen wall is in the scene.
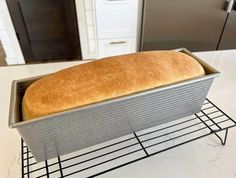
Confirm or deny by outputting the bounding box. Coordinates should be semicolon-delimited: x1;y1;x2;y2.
0;0;25;65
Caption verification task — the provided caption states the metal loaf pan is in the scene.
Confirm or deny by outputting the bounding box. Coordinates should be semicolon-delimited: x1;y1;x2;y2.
9;48;220;162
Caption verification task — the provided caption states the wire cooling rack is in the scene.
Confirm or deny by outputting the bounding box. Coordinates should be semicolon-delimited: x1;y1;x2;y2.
21;98;236;178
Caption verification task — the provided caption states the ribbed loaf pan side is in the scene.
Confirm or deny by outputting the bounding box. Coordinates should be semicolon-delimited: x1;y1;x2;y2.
17;78;213;162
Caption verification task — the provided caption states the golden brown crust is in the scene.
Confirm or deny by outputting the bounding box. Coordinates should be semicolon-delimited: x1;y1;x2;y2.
22;51;205;121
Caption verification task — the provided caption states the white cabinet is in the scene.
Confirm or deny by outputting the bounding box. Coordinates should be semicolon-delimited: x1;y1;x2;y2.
96;0;138;39
98;38;136;58
95;0;139;58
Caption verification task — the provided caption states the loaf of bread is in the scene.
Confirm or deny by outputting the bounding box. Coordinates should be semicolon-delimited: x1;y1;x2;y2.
22;51;205;121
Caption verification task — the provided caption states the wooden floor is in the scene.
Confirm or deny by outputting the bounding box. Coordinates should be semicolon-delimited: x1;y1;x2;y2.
0;42;7;66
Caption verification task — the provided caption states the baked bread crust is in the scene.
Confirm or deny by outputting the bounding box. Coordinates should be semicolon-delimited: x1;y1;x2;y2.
22;51;205;120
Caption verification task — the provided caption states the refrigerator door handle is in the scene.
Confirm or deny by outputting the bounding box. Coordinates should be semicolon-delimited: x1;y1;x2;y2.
225;0;235;13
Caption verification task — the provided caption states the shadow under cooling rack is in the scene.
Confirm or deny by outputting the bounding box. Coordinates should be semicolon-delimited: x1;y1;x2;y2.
21;98;236;178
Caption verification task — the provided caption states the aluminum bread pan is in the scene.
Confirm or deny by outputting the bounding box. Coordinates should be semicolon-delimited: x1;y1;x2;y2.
8;48;220;161
9;48;220;128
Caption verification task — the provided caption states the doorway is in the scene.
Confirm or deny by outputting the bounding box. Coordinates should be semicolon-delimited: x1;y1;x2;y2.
7;0;81;63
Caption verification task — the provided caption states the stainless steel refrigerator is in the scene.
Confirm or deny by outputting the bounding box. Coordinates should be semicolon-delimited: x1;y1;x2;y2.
141;0;236;51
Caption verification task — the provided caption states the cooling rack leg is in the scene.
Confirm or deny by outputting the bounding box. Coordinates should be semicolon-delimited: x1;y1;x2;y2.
213;129;228;145
221;129;228;145
195;113;229;146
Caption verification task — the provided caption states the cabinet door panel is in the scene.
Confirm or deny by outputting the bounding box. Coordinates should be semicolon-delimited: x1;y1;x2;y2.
218;11;236;49
141;0;227;51
7;0;80;61
95;0;138;39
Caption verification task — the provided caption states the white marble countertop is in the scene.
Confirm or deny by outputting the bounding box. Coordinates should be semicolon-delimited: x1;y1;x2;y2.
1;50;236;178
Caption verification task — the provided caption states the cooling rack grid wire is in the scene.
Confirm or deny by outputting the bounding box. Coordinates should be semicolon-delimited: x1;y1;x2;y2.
21;98;236;178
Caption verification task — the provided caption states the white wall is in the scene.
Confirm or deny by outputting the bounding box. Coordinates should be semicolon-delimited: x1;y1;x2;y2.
75;0;98;59
0;0;25;65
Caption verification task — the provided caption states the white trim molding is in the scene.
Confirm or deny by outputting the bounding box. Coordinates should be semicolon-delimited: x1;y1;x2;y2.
75;0;98;60
0;0;25;65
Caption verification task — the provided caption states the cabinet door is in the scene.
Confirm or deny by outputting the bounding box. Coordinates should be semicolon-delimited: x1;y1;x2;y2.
7;0;80;62
141;0;228;51
218;10;236;49
95;0;138;39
